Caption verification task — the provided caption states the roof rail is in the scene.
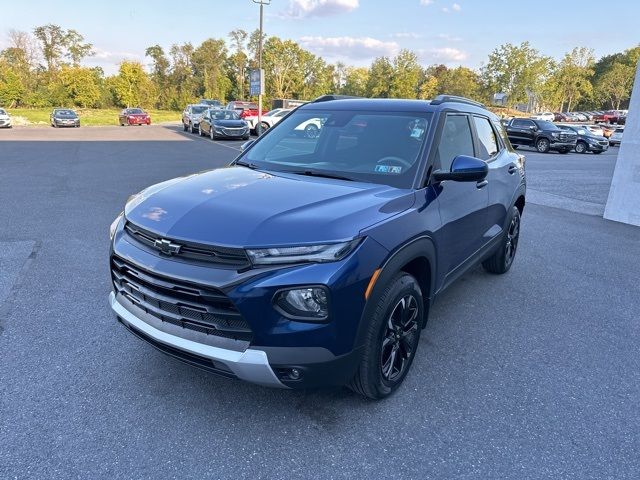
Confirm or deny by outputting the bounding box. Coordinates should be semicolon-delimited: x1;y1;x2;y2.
430;95;484;108
312;94;362;103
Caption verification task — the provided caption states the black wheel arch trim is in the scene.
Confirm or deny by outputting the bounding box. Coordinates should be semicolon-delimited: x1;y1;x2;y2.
353;235;437;349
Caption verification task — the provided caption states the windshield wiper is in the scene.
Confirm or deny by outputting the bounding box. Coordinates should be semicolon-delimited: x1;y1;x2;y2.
235;160;259;169
283;169;354;182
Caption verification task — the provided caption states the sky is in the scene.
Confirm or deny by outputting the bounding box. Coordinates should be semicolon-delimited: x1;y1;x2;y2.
0;0;638;75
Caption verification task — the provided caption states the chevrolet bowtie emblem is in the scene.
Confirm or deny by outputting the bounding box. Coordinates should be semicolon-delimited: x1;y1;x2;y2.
154;238;181;255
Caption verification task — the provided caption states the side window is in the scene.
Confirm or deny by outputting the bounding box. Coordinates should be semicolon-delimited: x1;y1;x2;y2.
473;116;499;160
435;115;474;171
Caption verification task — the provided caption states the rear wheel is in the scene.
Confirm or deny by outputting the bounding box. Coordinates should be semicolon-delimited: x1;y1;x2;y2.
189;122;195;134
183;122;188;132
536;138;550;153
482;206;521;274
575;141;588;154
349;272;423;400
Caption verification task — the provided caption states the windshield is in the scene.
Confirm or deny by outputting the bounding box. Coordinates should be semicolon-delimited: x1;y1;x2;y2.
56;110;77;118
534;120;557;130
211;110;241;120
126;108;143;114
192;105;208;114
0;109;6;115
200;99;221;106
243;110;431;188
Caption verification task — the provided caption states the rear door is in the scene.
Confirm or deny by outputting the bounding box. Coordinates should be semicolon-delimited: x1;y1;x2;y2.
472;115;521;243
431;113;489;277
509;118;536;146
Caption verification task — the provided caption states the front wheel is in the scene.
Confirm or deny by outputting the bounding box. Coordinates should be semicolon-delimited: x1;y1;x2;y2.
575;141;588;154
349;272;423;400
482;206;521;274
183;122;188;132
189;122;195;134
210;128;215;140
536;138;550;153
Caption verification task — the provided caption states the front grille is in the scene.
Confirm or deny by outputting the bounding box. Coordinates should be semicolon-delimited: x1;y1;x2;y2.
558;132;577;142
598;141;608;146
111;255;253;341
222;127;246;136
124;221;251;269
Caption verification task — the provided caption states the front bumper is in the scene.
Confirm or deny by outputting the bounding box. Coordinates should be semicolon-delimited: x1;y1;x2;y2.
110;291;287;388
549;140;576;151
0;119;11;127
587;142;609;152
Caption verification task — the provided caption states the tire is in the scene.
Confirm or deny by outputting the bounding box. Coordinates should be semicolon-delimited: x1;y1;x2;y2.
183;122;188;132
536;138;550;153
198;125;203;136
575;141;588;154
349;272;423;400
242;135;250;140
210;128;215;140
304;124;319;139
260;122;270;132
482;206;521;275
189;122;195;134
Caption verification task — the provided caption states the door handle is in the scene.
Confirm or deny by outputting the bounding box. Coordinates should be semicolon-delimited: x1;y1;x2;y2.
508;165;518;174
476;180;488;189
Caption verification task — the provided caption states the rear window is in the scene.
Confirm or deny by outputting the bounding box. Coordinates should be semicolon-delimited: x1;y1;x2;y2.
192;105;208;114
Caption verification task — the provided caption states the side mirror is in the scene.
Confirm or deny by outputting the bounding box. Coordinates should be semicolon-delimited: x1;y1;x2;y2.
240;140;254;152
529;125;537;131
432;155;488;183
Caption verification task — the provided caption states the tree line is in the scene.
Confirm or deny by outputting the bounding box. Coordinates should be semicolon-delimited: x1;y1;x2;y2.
0;24;637;111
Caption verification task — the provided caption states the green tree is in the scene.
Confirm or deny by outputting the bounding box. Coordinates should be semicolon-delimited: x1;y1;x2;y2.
113;61;152;107
366;56;393;98
596;63;635;109
228;29;248;100
262;37;306;99
547;47;594;111
436;66;481;100
64;29;93;66
342;67;369;97
33;24;67;74
58;66;101;107
0;65;26;107
145;45;170;108
481;42;552;107
192;38;231;102
390;49;421;98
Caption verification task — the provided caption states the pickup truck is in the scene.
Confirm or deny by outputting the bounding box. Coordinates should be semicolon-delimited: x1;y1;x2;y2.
505;118;577;153
225;101;268;119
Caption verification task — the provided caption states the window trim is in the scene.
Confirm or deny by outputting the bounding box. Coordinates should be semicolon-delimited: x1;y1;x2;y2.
471;115;501;162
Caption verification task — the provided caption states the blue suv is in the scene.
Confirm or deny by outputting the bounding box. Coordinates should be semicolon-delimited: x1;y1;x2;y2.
109;95;526;399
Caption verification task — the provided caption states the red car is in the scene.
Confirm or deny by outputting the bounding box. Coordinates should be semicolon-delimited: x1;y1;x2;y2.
225;101;268;119
119;108;151;126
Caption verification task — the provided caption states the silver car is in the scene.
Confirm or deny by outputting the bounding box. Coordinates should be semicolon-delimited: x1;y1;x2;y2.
182;104;210;134
609;127;624;146
0;108;11;128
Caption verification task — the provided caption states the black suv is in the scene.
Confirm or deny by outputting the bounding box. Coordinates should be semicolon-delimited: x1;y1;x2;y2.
109;95;526;399
506;118;576;153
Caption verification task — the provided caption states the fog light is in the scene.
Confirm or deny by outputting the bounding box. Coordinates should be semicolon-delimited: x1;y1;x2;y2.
274;287;329;321
289;368;301;380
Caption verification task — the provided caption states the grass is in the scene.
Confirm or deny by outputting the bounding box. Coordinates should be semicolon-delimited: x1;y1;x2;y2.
6;108;180;126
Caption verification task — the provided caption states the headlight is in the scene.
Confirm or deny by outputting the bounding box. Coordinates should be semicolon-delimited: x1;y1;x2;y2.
551;132;559;138
246;239;362;265
274;287;329;321
109;212;124;240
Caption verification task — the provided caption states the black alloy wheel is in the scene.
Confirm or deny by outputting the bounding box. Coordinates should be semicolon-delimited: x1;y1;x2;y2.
380;295;420;382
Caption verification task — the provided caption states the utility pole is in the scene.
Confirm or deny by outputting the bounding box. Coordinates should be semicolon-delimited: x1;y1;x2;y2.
253;0;269;135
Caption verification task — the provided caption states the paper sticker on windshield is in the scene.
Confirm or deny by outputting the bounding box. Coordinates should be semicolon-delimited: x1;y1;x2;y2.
375;165;402;174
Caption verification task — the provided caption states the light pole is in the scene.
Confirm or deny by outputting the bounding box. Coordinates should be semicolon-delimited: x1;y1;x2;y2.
253;0;269;135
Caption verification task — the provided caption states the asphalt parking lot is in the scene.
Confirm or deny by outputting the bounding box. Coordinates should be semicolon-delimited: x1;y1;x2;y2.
1;126;639;479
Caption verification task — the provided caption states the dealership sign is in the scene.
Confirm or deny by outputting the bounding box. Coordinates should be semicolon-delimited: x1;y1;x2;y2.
249;69;265;96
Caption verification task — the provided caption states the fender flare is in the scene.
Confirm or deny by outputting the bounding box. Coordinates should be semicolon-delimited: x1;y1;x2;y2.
353;236;437;348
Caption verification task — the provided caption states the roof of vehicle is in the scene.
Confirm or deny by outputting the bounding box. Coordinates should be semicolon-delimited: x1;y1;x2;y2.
299;97;497;119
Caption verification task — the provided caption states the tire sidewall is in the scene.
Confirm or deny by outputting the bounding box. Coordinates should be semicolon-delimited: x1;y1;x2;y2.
536;138;550;153
361;273;423;398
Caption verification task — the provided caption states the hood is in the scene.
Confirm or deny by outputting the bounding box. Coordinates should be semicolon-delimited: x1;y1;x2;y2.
125;166;414;247
213;119;247;128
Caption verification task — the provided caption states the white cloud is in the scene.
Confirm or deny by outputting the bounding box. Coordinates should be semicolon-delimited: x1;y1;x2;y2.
389;32;423;39
452;3;462;11
84;48;143;74
285;0;359;18
437;33;462;42
299;36;399;60
420;0;434;5
419;47;468;63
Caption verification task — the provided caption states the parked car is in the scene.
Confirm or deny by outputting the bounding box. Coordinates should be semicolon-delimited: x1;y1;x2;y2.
50;108;80;128
198;108;250;140
505;117;577;153
119;108;151;126
0;108;11;128
609;127;624;146
557;125;609;154
599;124;616;138
553;112;570;122
244;108;292;132
584;125;604;137
531;112;555;122
182;104;210;133
199;99;223;108
108;94;526;399
225;101;267;119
